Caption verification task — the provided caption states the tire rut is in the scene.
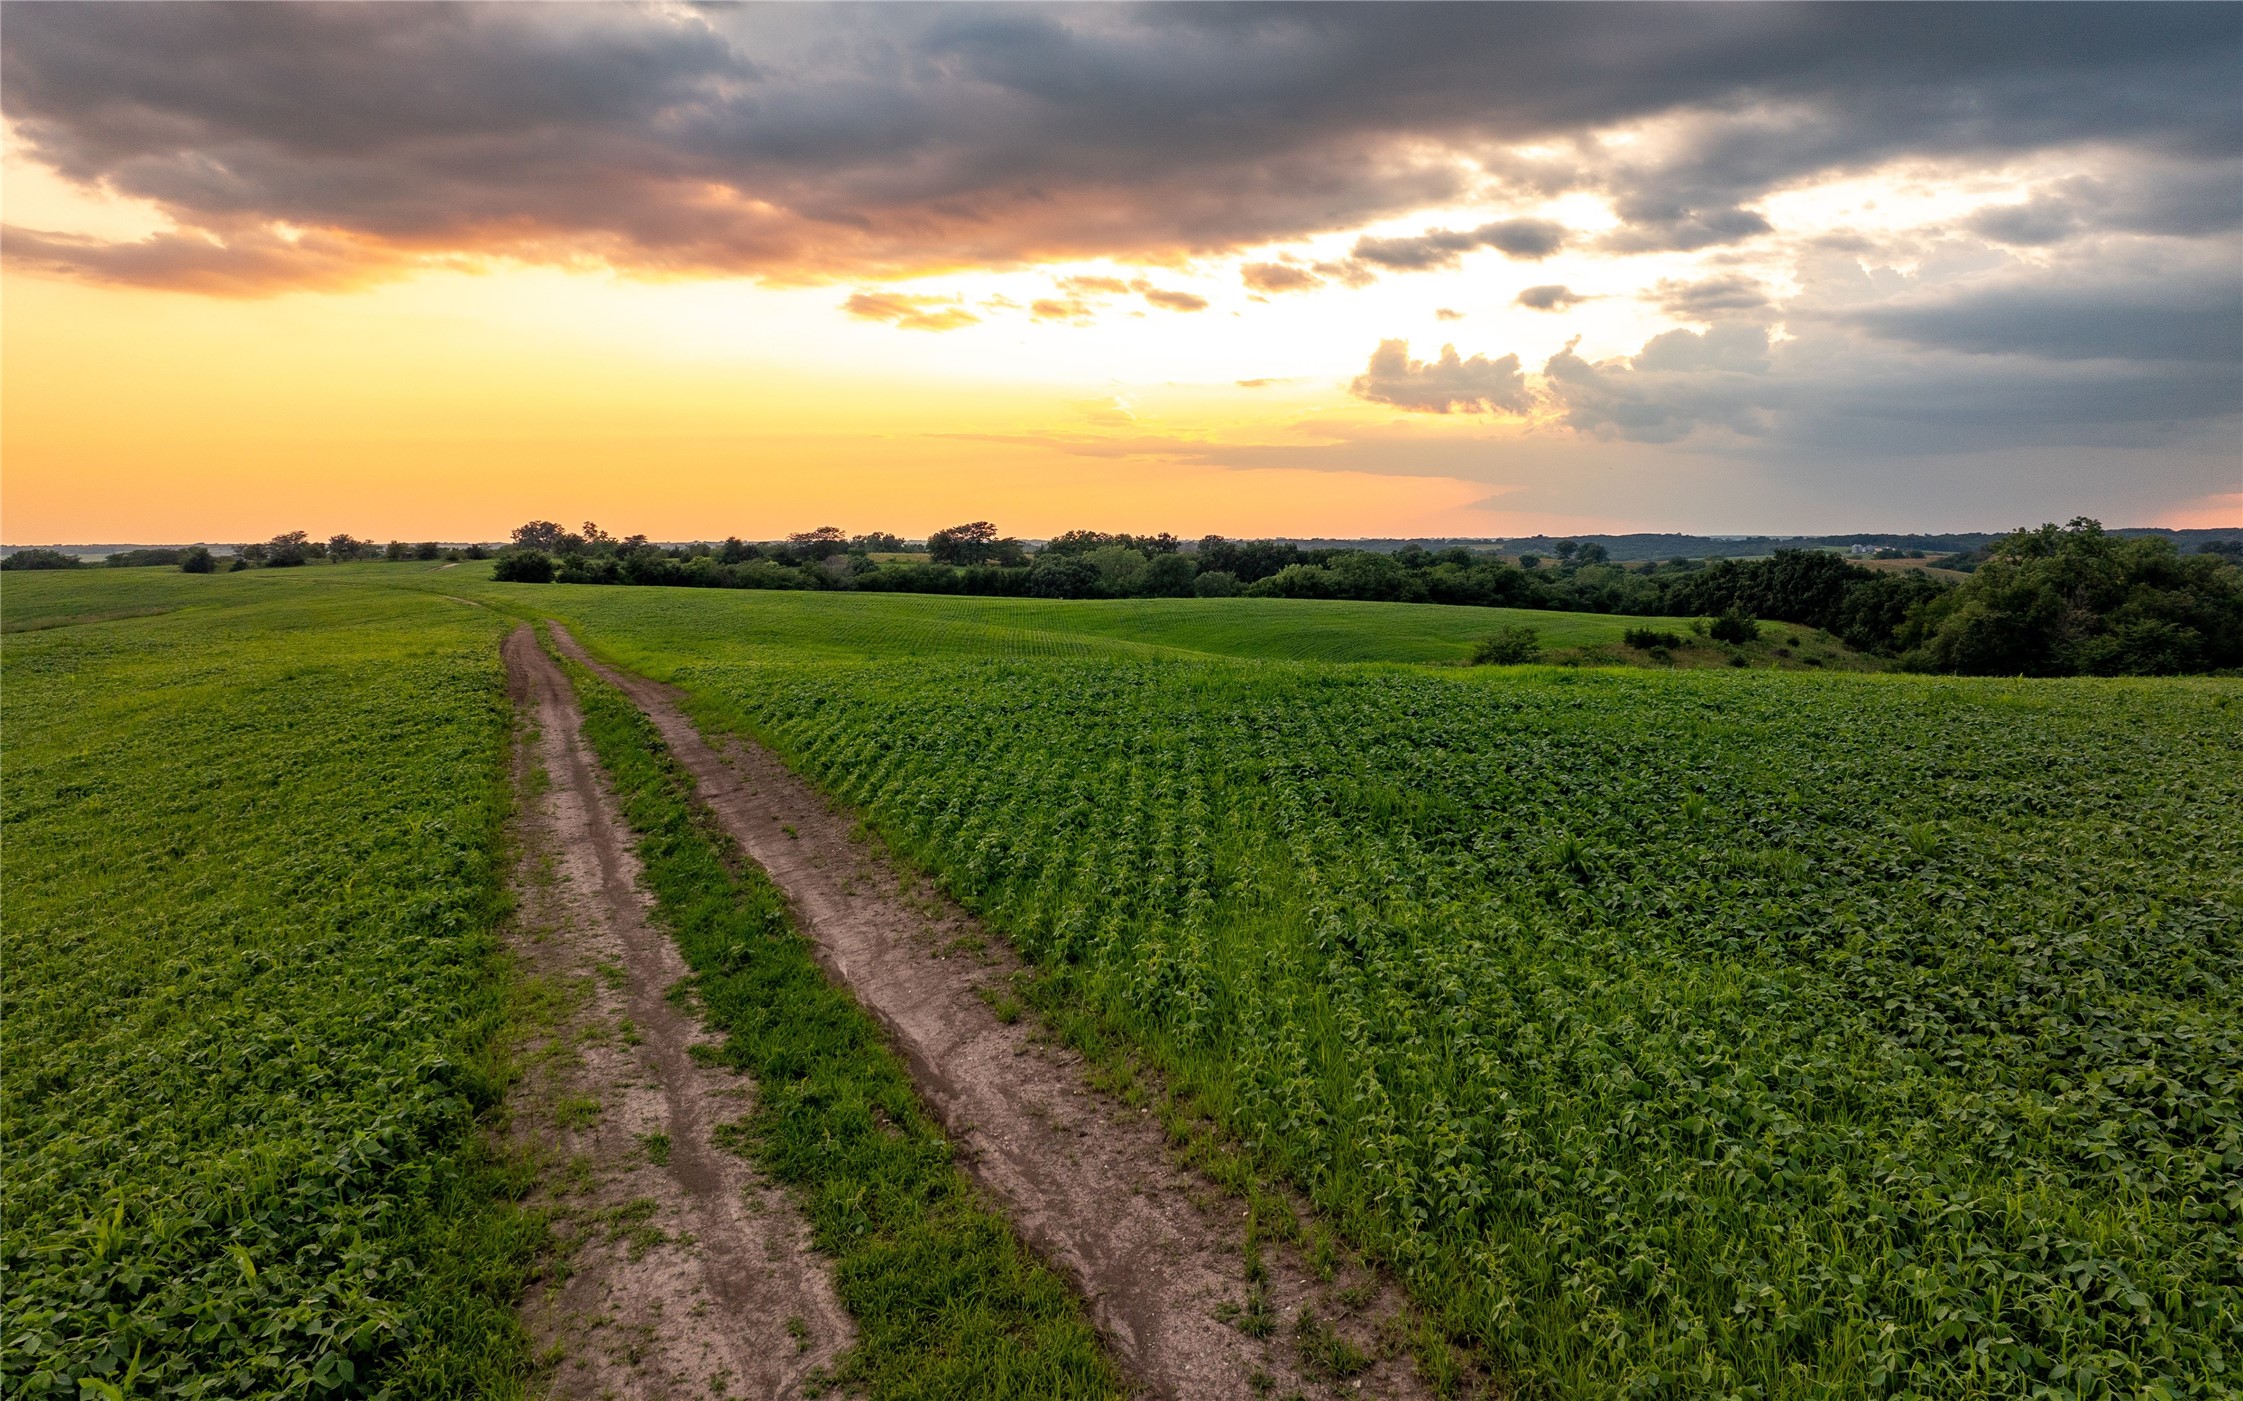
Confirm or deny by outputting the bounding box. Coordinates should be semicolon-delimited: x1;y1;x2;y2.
547;622;1435;1401
503;625;851;1399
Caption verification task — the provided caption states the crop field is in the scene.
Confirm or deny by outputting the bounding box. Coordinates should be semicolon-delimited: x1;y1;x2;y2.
9;564;2238;1399
506;576;2242;1398
425;576;1663;666
0;570;536;1397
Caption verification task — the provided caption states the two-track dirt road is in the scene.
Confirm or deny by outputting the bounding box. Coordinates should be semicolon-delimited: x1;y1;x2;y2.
503;625;851;1399
542;623;1434;1401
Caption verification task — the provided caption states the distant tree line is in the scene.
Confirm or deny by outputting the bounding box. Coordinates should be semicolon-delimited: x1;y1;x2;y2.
486;516;2242;674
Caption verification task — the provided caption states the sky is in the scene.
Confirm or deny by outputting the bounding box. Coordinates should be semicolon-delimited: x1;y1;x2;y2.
4;2;2239;545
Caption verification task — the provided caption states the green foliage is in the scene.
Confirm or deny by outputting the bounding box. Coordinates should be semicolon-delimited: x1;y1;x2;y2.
491;548;553;583
0;576;541;1398
656;642;2242;1400
1905;518;2243;675
554;643;1122;1400
2;548;83;571
180;545;215;574
104;548;187;569
1710;607;1761;644
1470;625;1543;664
1621;626;1685;650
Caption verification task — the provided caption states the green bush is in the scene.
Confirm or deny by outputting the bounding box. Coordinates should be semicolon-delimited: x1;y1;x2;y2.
1;549;82;571
1621;626;1685;650
1708;608;1759;644
1470;625;1542;664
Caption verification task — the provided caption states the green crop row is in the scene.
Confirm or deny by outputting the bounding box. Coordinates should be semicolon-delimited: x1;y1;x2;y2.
651;651;2242;1400
548;636;1122;1398
1;579;540;1398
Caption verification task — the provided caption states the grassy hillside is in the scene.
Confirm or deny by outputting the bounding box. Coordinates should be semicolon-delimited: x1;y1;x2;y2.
1;571;537;1398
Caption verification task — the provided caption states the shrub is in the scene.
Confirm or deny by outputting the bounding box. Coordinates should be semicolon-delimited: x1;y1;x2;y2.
1709;608;1760;644
1192;570;1240;598
491;549;554;583
1;549;82;571
105;548;186;569
1622;626;1685;650
180;546;215;574
1471;625;1542;664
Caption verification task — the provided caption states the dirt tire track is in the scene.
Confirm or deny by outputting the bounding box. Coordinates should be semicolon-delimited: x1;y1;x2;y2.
503;625;851;1399
548;622;1435;1401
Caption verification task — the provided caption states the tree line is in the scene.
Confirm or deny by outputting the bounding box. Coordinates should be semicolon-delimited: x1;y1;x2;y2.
481;517;2242;676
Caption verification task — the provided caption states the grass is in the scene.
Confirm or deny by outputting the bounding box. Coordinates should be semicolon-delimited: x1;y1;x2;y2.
549;634;1123;1399
0;571;543;1398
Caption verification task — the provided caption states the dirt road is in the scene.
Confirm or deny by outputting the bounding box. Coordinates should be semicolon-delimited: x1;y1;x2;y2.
503;625;851;1399
548;623;1430;1401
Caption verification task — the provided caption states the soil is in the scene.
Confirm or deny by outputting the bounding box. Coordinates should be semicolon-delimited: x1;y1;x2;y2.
502;625;851;1400
548;623;1437;1401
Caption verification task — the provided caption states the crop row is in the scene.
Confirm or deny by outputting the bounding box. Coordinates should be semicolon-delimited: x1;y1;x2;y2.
682;656;2242;1398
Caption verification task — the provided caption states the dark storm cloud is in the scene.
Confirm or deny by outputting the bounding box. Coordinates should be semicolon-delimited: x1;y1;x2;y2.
4;3;2237;290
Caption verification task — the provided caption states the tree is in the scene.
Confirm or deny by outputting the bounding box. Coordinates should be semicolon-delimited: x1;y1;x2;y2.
512;520;566;551
1193;569;1240;597
788;526;849;551
1028;554;1099;599
928;521;1001;565
413;541;442;560
264;531;310;567
384;540;409;561
1904;518;2243;675
492;550;554;583
327;534;372;561
180;546;215;574
1083;545;1148;594
1140;552;1197;597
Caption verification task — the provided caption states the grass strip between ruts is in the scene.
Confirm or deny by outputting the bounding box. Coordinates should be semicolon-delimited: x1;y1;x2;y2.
547;634;1123;1400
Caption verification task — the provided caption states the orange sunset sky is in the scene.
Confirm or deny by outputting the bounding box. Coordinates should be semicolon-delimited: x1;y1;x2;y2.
4;4;2237;545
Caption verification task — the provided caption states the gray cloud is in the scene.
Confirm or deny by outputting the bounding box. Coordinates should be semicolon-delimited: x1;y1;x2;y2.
1841;262;2243;363
1352;218;1567;270
1350;339;1532;414
1651;273;1775;320
1515;284;1587;311
5;3;2235;290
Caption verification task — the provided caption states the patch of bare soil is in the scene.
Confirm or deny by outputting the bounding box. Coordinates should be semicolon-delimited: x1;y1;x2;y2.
502;625;851;1399
549;624;1439;1401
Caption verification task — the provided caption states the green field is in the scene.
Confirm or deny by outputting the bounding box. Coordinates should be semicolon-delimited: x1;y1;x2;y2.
8;564;2239;1399
0;569;537;1397
479;570;2243;1398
